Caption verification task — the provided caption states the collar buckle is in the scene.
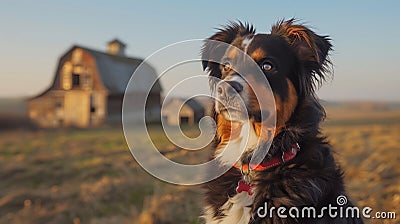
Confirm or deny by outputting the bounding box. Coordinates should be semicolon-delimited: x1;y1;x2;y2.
241;164;250;175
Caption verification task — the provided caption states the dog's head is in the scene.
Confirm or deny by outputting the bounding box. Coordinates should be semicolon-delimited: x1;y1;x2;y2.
202;19;332;144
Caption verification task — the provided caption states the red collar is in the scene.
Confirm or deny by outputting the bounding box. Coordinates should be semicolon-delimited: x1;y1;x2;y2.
233;143;300;172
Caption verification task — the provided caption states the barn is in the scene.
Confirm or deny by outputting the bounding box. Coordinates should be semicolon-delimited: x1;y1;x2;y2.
161;97;208;126
28;39;162;128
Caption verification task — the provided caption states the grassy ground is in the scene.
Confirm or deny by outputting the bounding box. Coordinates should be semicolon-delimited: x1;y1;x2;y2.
0;108;399;223
324;124;400;223
0;126;206;224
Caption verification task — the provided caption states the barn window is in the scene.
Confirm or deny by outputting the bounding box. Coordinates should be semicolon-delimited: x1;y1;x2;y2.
180;116;189;124
72;74;80;87
55;101;62;108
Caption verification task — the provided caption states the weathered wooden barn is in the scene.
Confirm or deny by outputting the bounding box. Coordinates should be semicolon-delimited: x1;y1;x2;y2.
161;98;207;126
28;39;162;128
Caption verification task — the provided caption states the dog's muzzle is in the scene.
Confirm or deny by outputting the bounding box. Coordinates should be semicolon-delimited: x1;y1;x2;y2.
215;75;248;122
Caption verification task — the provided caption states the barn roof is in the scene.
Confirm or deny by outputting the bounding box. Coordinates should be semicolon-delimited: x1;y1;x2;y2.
80;46;162;94
29;44;162;99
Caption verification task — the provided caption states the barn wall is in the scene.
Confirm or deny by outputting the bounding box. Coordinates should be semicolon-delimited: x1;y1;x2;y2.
29;90;160;127
90;91;107;126
28;91;65;128
63;91;89;127
28;90;107;128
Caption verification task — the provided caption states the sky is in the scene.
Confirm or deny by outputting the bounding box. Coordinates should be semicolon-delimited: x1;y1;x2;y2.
0;0;399;101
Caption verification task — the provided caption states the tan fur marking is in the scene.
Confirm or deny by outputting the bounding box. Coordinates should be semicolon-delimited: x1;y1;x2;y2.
217;114;242;144
246;78;298;140
242;74;275;142
250;48;266;61
275;79;298;134
227;48;238;59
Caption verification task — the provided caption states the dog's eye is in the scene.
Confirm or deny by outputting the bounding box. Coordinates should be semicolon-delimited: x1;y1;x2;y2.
223;62;232;72
262;62;273;71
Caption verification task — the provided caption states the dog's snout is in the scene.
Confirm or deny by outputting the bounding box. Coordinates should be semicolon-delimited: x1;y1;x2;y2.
217;81;243;97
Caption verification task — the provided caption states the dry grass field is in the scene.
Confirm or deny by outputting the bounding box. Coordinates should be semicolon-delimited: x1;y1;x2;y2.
0;103;399;223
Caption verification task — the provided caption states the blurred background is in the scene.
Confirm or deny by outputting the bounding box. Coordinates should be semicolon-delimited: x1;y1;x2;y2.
0;1;399;223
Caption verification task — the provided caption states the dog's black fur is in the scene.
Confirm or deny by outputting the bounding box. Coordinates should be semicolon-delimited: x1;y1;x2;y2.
201;19;363;223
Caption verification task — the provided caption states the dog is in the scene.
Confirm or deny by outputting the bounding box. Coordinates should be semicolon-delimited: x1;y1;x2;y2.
201;19;363;223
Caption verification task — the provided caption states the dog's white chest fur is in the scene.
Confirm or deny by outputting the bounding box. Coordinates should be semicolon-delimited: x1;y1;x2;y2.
203;192;255;224
203;121;258;223
214;121;259;167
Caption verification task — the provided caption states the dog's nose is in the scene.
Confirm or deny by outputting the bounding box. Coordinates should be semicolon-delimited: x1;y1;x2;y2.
217;81;243;97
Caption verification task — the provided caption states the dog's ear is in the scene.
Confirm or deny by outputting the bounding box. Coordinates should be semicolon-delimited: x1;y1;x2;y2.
271;19;332;94
202;22;255;79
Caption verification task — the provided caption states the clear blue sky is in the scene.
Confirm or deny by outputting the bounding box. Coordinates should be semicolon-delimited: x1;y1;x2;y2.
1;0;399;101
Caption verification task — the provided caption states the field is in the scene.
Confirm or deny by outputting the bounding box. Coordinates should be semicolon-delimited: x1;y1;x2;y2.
0;103;399;223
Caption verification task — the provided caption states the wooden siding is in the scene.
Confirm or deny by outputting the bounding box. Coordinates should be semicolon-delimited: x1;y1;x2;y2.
28;48;109;128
